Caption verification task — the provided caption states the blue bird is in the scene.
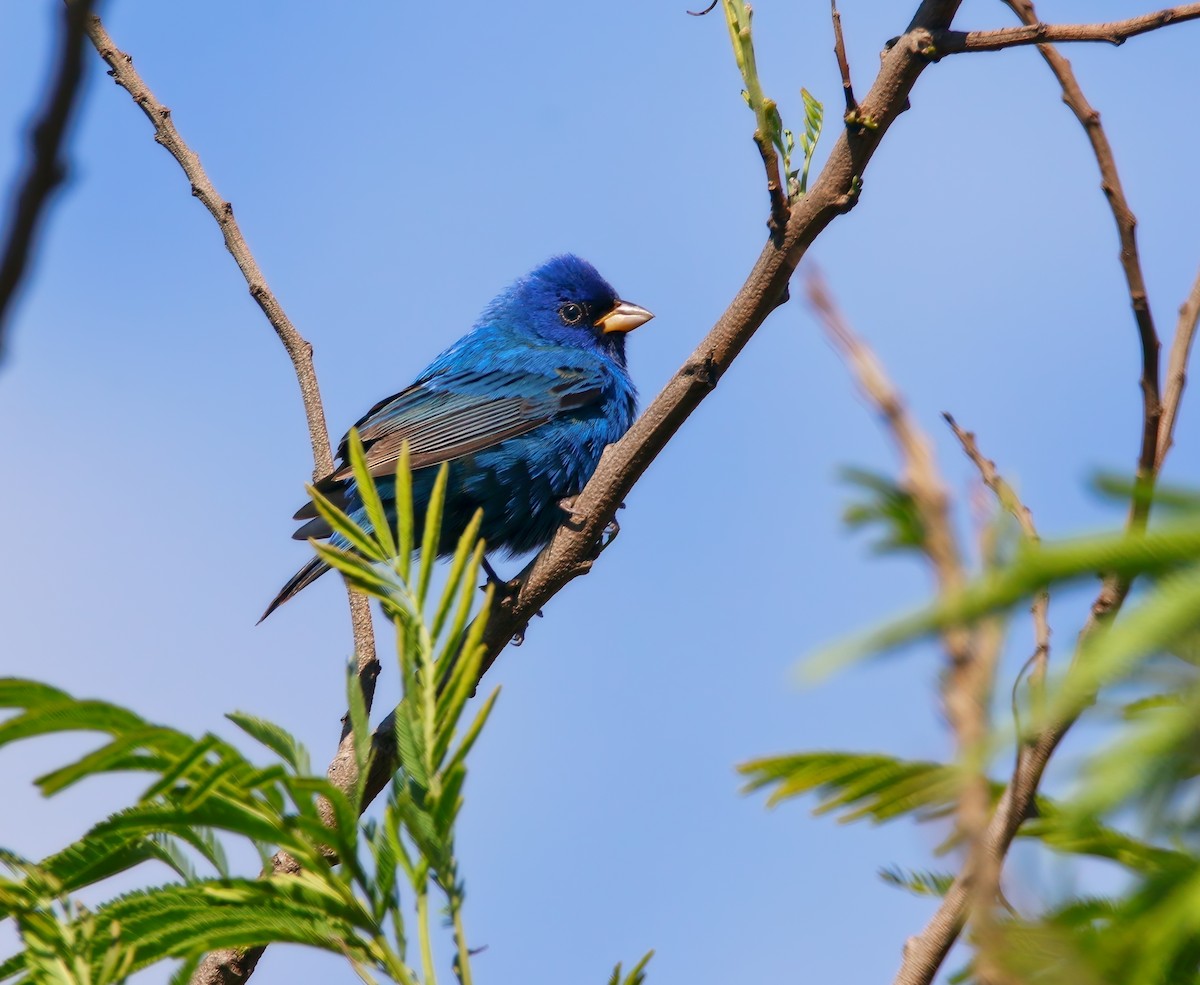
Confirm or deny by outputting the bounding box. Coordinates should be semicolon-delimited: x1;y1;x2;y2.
261;255;653;620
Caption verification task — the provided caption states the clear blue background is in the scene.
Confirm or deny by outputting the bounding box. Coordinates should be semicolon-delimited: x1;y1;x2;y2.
2;2;1199;982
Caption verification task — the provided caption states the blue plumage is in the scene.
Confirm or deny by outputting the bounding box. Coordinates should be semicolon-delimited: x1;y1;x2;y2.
261;255;653;620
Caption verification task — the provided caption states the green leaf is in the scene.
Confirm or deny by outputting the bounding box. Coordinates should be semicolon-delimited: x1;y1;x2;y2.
739;751;961;823
797;87;823;195
1040;563;1200;729
607;950;654;985
346;428;397;560
840;467;925;555
304;482;383;563
393;442;415;584
809;517;1200;677
226;713;311;775
312;542;396;601
444;688;499;777
431;512;483;643
878;865;954;897
416;463;450;608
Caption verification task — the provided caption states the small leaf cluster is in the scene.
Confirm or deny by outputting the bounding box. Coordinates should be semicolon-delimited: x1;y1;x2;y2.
719;0;823;203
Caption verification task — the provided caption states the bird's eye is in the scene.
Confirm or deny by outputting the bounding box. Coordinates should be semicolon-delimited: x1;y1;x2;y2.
558;302;586;326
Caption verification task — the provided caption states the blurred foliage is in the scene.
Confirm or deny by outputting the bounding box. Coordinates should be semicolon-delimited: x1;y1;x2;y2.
743;476;1200;983
0;437;649;984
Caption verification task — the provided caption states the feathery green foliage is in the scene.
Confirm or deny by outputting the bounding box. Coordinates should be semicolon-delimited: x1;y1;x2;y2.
749;476;1200;982
607;951;654;985
0;440;503;984
1;437;653;983
877;865;954;898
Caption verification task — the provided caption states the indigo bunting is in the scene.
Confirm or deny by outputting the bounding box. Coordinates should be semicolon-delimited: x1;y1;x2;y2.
261;255;653;620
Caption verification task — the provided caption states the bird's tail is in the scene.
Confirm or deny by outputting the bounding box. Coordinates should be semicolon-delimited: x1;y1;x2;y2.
258;557;331;623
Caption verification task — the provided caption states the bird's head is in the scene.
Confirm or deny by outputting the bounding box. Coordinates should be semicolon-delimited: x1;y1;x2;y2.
490;255;653;363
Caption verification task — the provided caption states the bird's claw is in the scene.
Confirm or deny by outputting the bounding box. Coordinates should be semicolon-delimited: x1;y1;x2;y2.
481;557;527;603
599;516;620;551
558;495;587;530
482;559;543;641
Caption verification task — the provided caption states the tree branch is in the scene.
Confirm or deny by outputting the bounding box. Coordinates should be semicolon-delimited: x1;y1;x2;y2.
0;0;95;361
830;0;860;121
944;413;1050;687
999;0;1164;609
931;4;1200;55
1157;262;1200;470
82;14;378;693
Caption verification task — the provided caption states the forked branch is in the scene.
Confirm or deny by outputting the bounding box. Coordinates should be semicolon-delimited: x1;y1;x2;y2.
932;4;1200;55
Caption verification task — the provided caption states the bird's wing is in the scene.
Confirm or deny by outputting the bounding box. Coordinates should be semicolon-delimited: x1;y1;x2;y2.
326;362;609;483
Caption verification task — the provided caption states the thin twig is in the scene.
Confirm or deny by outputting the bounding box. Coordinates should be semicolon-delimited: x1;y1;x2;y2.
933;4;1200;55
0;0;95;359
944;413;1050;689
830;0;859;119
81;15;379;751
1156;263;1200;469
1001;0;1163;628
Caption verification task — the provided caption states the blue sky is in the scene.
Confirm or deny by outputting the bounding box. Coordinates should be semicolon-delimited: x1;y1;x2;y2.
2;2;1199;982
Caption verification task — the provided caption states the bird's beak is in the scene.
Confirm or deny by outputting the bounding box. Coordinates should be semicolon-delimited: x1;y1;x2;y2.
595;300;654;334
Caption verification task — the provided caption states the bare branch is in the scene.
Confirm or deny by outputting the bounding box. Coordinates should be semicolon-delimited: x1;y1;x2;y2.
81;11;379;764
944;413;1050;686
932;4;1200;55
85;17;331;478
0;0;95;360
1157;263;1200;469
1001;0;1163;623
831;0;860;120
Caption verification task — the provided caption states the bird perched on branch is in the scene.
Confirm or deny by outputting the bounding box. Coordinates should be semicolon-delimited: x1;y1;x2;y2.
261;255;653;621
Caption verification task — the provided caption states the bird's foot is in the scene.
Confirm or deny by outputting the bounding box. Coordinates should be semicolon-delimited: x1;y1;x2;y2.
600;516;620;551
558;495;587;530
481;558;543;630
509;609;544;647
481;557;511;592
